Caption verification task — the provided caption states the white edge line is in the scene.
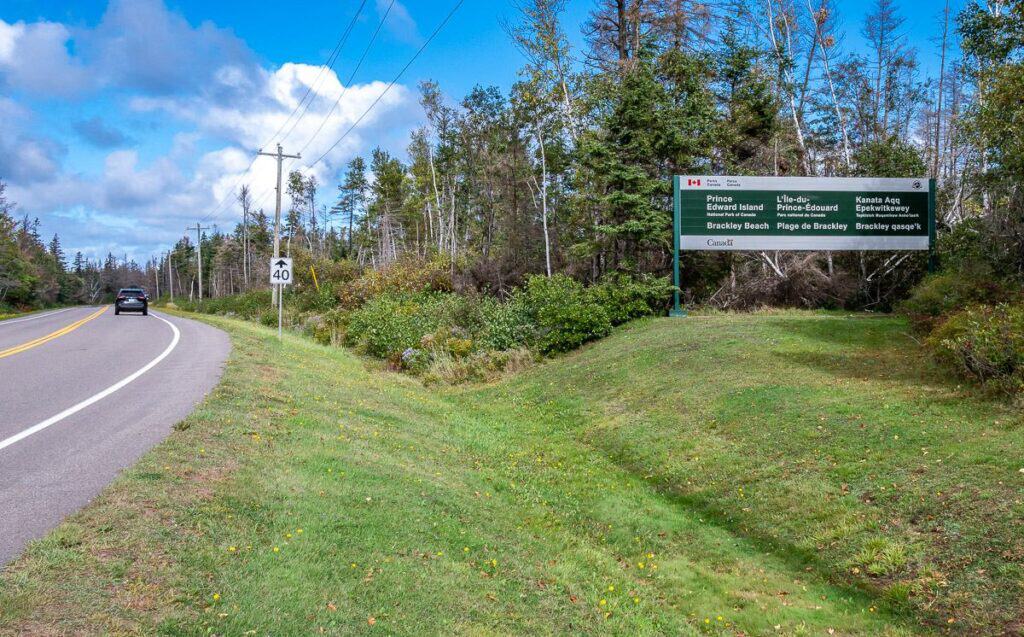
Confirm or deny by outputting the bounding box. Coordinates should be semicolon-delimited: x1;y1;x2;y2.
0;307;79;326
0;312;181;453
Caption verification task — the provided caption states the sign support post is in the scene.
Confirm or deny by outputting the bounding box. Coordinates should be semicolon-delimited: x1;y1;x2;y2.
278;283;283;339
670;175;686;317
269;257;293;340
928;178;938;273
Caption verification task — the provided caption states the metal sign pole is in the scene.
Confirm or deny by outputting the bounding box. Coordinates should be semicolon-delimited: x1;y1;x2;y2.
928;178;938;273
269;257;292;340
670;175;686;317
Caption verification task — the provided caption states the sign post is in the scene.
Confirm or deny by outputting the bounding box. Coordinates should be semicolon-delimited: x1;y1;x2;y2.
671;175;685;317
269;257;293;338
672;176;935;315
928;179;938;273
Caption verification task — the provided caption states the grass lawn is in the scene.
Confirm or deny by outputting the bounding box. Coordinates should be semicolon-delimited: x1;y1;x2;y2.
1;311;1021;635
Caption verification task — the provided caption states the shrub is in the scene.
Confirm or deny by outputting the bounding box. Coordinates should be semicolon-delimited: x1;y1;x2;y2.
422;348;537;385
898;268;1011;333
336;256;452;309
475;296;536;351
589;273;673;326
344;292;463;359
308;307;348;346
293;252;362;290
400;347;432;374
173;289;272;319
296;287;340;314
518;274;611;354
258;311;278;328
928;303;1024;395
420;325;475;357
291;253;362;313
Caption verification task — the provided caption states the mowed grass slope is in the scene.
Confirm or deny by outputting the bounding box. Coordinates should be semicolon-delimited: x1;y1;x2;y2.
0;311;1020;635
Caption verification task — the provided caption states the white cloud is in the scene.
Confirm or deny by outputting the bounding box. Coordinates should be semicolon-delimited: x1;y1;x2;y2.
0;20;22;63
0;19;91;96
1;1;424;262
0;0;256;99
9;59;420;258
87;0;258;97
0;97;65;183
130;62;420;212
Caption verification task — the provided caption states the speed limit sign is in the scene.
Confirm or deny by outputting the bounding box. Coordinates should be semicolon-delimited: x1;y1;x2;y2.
270;258;293;285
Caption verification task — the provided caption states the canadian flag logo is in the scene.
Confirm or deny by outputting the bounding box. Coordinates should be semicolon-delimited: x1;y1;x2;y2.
687;178;701;187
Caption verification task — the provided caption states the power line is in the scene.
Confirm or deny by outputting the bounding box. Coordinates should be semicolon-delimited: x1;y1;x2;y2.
241;0;399;216
199;0;369;225
236;0;402;218
221;0;466;225
298;0;396;156
236;0;400;216
276;0;370;146
309;0;466;169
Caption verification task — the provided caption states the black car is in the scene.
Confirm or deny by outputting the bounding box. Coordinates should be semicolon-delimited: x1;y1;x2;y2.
114;287;149;315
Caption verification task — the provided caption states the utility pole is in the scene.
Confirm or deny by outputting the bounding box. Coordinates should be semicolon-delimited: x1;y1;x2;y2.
243;202;249;288
167;250;174;303
257;144;301;305
239;185;251;288
189;223;210;302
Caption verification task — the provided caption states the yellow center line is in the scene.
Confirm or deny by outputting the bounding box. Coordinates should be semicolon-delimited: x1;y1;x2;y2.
0;307;107;359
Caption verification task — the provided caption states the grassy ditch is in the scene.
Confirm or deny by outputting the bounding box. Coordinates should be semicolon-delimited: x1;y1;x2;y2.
1;311;1020;635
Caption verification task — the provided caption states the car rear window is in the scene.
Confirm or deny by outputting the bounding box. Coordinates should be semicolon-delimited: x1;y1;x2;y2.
121;289;144;295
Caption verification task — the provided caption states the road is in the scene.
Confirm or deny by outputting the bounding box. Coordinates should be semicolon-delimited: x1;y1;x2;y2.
0;306;229;566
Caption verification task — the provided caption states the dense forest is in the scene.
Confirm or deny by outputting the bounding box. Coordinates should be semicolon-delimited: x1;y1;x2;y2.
2;0;1022;313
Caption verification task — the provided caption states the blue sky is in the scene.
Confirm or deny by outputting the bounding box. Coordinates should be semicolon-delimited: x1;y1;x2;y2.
0;0;961;262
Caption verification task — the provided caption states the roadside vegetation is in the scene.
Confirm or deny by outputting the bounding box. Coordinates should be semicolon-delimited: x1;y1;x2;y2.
172;256;673;384
1;311;1021;635
150;0;1023;401
4;1;1024;399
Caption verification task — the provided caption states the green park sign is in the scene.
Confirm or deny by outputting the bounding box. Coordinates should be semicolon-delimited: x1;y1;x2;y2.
671;175;936;315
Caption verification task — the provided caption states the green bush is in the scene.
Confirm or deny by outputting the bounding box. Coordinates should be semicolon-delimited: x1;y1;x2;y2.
173;289;272;319
476;297;536;351
589;273;673;326
345;292;463;359
898;268;1011;333
295;287;340;314
288;252;362;314
928;303;1024;395
173;267;662;380
336;256;452;310
518;274;611;354
937;216;1021;277
308;307;348;346
259;311;278;328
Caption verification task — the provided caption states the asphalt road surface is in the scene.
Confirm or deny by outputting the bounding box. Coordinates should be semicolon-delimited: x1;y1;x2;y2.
0;306;229;566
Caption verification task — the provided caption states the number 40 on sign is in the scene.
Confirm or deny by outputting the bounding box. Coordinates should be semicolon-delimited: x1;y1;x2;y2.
270;258;293;286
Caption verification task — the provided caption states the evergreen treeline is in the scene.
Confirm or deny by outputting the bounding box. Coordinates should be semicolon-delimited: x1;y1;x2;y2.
0;182;151;309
